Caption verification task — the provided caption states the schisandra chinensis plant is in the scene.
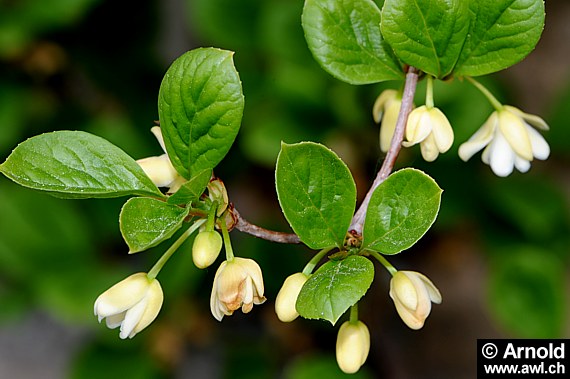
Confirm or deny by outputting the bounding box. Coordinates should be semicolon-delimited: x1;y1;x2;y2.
0;0;550;375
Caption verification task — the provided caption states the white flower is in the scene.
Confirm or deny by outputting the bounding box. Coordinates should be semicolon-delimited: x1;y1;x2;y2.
389;270;441;330
336;320;370;374
210;257;266;321
402;105;454;162
94;272;163;339
275;272;309;322
458;106;550;177
373;89;403;153
137;126;185;192
192;230;223;269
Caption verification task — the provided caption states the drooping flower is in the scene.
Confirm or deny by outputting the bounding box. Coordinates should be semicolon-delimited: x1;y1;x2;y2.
137;126;185;192
210;257;266;321
192;230;223;269
373;89;403;153
458;106;550;177
402;105;454;162
94;272;163;339
389;270;441;330
275;272;309;322
336;320;370;374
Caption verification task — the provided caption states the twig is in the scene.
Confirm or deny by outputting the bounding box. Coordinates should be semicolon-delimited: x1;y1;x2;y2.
349;66;419;234
233;208;301;244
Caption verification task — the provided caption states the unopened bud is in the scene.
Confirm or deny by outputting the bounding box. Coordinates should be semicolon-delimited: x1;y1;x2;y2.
275;272;308;322
336;320;370;374
192;230;223;269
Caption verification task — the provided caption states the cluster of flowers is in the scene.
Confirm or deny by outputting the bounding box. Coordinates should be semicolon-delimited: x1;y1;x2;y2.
374;78;550;177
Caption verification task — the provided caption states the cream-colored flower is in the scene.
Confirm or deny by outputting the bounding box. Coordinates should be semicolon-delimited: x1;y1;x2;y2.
275;272;309;322
373;89;403;152
94;272;163;339
403;105;454;162
137;126;185;192
336;320;370;374
192;230;223;269
210;257;266;321
389;270;441;330
458;106;550;177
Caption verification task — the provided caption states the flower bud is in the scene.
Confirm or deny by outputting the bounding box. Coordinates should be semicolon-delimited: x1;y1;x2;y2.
389;271;441;330
275;272;308;322
94;272;163;339
210;257;266;321
192;230;223;269
336;320;370;374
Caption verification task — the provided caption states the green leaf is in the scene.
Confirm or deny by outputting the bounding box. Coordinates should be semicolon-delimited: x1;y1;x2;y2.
302;0;403;85
453;0;545;77
158;48;244;179
0;131;163;199
275;142;356;249
167;169;212;205
381;0;469;78
119;197;190;253
296;255;374;325
363;168;441;254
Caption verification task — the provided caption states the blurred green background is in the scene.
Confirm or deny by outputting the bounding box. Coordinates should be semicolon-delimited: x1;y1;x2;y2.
0;0;568;378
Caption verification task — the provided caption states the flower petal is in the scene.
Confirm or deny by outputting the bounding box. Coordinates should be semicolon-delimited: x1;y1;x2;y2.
525;124;550;160
150;126;168;153
505;105;549;130
458;113;497;161
488;132;516;177
405;106;432;145
130;280;163;338
514;155;531;173
119;296;148;339
104;312;126;329
94;273;150;318
429;108;454;152
499;110;533;161
136;154;179;188
420;134;440;162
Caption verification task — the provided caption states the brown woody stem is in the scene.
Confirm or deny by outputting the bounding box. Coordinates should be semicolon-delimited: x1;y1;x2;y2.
349;66;419;234
233;208;301;244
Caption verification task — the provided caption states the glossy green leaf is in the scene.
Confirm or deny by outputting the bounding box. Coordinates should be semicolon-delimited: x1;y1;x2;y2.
120;197;190;253
381;0;469;78
454;0;545;77
276;142;356;249
167;169;212;205
302;0;403;85
158;48;244;179
363;168;441;254
296;255;374;325
0;131;163;198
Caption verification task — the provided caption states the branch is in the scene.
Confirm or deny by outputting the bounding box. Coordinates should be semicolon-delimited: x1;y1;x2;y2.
349;66;419;234
233;208;301;244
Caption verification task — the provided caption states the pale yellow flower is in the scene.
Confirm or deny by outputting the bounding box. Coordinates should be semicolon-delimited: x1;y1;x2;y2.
373;89;403;152
210;257;266;321
403;105;454;161
336;320;370;374
94;273;163;339
458;106;549;177
275;272;309;322
137;126;185;192
389;271;441;330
